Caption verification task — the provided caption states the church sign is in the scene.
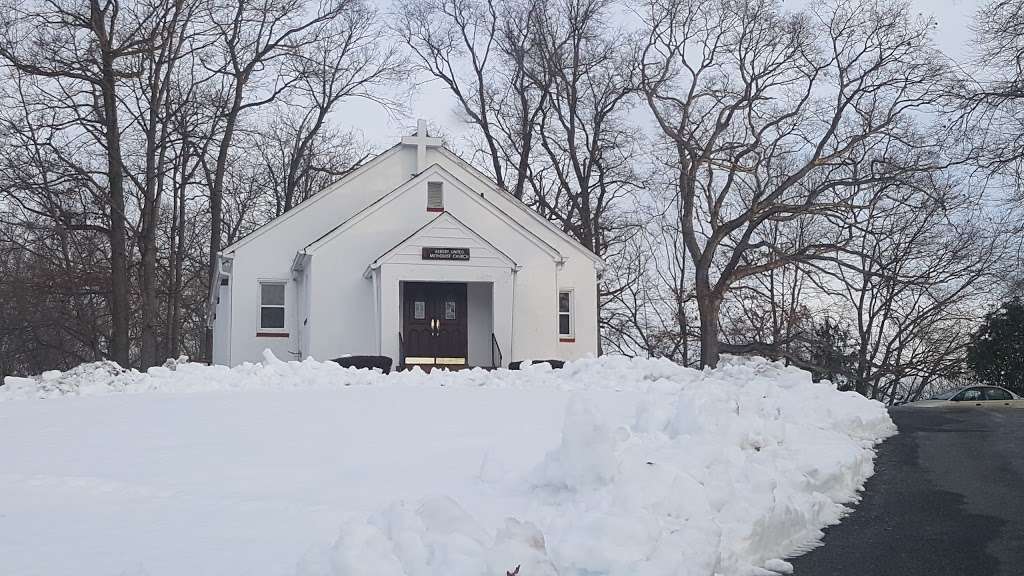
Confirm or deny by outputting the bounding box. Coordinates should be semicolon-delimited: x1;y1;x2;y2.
422;247;470;261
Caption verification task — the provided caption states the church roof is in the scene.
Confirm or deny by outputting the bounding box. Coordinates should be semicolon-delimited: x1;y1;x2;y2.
220;143;402;255
221;131;605;271
301;163;563;262
434;147;605;268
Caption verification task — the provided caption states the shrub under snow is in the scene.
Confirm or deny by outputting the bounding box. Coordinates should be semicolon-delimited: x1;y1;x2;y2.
0;354;894;576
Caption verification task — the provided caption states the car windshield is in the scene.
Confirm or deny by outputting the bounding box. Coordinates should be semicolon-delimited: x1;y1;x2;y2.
931;389;959;400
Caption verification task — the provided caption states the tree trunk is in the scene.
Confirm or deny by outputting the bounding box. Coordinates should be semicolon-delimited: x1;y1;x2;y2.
98;36;131;368
139;200;159;366
695;272;722;368
139;114;162;368
205;173;224;363
205;87;244;362
167;179;180;359
168;148;187;359
677;281;688;367
854;336;871;397
139;6;182;368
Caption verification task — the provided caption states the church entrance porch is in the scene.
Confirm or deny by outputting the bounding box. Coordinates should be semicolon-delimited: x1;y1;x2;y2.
396;280;498;368
402;282;468;367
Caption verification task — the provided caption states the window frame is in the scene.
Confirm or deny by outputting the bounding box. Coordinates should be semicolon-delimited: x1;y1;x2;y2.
558;289;574;341
258;280;288;334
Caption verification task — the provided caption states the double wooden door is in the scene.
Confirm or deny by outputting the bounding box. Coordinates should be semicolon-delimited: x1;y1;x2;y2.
403;282;468;366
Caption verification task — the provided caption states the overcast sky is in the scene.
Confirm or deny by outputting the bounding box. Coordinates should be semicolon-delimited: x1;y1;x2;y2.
338;0;982;151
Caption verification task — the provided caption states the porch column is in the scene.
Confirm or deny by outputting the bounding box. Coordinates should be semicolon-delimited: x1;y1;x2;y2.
492;270;515;368
379;266;401;363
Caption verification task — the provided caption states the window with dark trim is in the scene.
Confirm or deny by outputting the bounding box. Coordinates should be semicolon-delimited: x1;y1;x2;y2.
259;282;286;330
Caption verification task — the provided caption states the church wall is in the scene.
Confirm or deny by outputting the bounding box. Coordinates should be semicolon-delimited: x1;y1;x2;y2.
218;144;600;365
435;152;600;360
228;255;297;362
225;148;415;364
556;255;600;358
466;282;493;366
212;277;232;365
305;167;588;364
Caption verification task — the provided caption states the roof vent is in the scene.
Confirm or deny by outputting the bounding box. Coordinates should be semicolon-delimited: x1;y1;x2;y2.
427;182;443;212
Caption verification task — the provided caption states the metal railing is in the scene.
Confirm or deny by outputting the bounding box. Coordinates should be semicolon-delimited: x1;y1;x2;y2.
491;333;502;369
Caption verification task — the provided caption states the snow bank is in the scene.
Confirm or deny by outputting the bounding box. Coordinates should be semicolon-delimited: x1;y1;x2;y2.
0;354;894;576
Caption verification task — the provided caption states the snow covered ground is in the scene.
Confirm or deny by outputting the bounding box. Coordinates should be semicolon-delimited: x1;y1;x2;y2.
0;354;895;576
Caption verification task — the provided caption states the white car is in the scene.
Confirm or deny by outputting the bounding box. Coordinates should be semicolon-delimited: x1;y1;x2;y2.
906;385;1024;408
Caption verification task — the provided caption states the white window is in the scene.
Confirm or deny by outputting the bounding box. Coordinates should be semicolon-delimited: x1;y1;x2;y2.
427;181;443;211
259;282;286;330
558;290;574;339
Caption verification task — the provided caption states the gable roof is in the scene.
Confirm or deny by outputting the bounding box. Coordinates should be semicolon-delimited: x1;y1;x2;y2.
363;211;517;278
221;138;605;271
302;163;564;261
435;147;605;268
221;143;402;254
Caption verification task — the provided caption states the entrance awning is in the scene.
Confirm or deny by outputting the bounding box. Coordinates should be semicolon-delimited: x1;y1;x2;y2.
363;211;517;278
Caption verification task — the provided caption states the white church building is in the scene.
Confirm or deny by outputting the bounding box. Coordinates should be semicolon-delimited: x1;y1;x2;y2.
210;121;603;368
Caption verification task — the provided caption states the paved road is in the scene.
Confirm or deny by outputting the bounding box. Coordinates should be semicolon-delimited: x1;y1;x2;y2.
790;407;1024;576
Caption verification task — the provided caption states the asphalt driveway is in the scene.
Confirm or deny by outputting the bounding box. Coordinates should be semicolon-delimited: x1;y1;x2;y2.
790;407;1024;575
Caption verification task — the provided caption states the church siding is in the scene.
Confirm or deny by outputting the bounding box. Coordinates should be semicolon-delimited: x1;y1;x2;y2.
217;142;601;366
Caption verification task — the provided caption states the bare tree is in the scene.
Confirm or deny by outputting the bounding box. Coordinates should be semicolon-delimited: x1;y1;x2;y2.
268;3;404;213
0;0;402;374
399;0;641;356
603;173;693;363
0;71;115;371
125;0;197;367
639;0;948;367
200;0;365;360
806;179;1005;403
955;0;1024;206
395;0;546;198
0;0;188;365
527;0;638;257
256;120;366;216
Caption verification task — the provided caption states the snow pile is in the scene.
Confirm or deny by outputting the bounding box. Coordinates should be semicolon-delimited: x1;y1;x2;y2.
1;360;139;399
0;354;894;576
297;358;892;576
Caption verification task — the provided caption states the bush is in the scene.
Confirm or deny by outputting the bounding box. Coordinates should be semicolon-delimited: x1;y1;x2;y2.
508;359;565;370
331;355;392;374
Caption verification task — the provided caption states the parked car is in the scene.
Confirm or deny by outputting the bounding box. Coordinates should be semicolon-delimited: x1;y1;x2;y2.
905;385;1024;408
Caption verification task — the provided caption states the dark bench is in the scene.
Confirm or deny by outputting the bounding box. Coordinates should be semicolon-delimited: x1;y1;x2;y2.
331;355;392;374
508;359;565;370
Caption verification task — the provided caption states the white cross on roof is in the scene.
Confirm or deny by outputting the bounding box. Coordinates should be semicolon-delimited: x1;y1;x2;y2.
401;119;442;175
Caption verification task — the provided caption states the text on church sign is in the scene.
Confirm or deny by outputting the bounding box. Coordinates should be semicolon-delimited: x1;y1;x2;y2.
422;247;470;261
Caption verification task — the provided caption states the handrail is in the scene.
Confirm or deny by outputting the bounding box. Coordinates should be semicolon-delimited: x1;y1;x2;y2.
398;331;405;369
491;333;502;369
